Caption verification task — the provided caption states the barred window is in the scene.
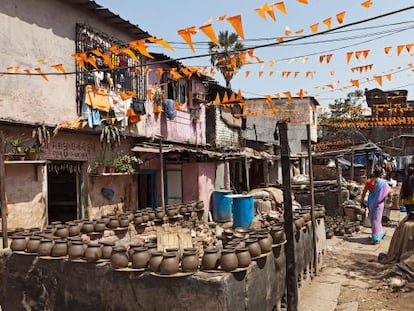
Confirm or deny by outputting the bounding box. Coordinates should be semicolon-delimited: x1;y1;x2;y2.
75;23;146;115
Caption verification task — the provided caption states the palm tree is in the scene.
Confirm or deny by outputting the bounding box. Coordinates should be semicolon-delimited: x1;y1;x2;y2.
208;31;244;89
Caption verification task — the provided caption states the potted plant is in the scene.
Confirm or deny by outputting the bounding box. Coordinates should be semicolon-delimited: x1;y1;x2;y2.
91;159;106;175
6;134;27;160
24;145;43;160
104;159;116;173
113;153;142;174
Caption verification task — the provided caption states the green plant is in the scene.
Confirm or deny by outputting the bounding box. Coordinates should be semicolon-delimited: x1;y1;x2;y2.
8;134;26;154
113;153;142;174
99;125;123;161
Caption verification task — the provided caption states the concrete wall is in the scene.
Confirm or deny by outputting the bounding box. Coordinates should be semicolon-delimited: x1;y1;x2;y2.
0;0;143;125
206;106;240;148
197;162;216;216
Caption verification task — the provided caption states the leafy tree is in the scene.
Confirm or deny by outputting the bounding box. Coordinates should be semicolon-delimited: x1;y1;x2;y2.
208;31;244;88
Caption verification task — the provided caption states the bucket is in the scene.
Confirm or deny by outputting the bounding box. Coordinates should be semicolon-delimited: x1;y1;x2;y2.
212;190;232;222
226;194;254;229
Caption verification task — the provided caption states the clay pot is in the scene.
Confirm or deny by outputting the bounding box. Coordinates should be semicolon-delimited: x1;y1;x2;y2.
179;205;187;214
82;221;95;234
26;236;41;253
101;215;110;225
29;227;41;233
147;209;156;221
160;252;180;275
66;222;80;237
149;250;163;272
10;235;27;252
84;242;102;262
68;240;85;260
51;221;62;227
141;212;150;223
257;233;272;253
186;204;194;213
293;216;305;231
128;243;144;258
299;211;311;222
100;241;115;259
181;250;199;272
131;247;150;269
107;217;119;229
134;213;144;225
196;201;204;210
54;225;69;239
37;238;53;256
245;238;262;258
270;226;286;245
326;230;334;239
111;246;129;269
202;247;219;270
145;243;157;251
155;208;165;220
236;247;251;268
94;220;106;233
166;207;178;217
51;239;68;257
119;217;130;228
219;248;239;272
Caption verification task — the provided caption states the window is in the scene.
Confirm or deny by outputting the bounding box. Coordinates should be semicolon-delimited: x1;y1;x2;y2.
160;72;189;109
75;24;147;115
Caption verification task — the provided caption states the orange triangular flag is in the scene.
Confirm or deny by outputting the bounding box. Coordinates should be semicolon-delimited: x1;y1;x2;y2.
72;53;87;70
346;51;353;64
294;72;300;78
310;23;319;33
296;0;308;4
121;47;139;63
85;56;98;69
245;71;251;78
283;91;292;100
226;15;245;40
319;55;325;64
255;8;267;21
129;39;154;59
326;54;333;63
147;37;174;51
361;0;372;8
177;26;198;52
384;46;392;54
199;24;219;46
374;75;382;86
258;71;264;78
274;93;281;99
263;3;276;21
362;49;370;59
355;51;362;59
295;29;304;35
269;71;274;77
51;64;66;74
397;45;405;56
406;44;413;53
91;48;102;57
24;69;31;75
34;67;48;81
273;2;287;14
385;73;392;81
229;93;236;102
109;45;121;55
297;89;305;99
222;92;229;103
181;67;192;78
285;26;292;36
101;53;114;70
277;37;284;43
323;18;332;29
214;93;221;105
7;66;20;73
237;89;243;100
216;15;228;21
336;11;346;24
265;95;273;104
286;71;291;77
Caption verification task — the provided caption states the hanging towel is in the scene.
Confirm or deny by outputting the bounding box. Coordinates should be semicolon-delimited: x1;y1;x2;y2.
163;99;177;120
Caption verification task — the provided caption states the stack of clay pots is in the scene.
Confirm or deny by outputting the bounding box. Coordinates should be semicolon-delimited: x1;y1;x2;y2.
325;216;361;238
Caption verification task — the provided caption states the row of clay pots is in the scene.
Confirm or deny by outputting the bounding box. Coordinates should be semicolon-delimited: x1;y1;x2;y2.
202;246;252;272
223;226;286;251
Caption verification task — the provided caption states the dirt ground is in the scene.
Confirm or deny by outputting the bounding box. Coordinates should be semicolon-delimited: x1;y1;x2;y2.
300;211;414;311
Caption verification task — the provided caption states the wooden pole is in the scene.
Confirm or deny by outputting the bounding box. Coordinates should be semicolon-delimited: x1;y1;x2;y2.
0;131;8;248
244;157;250;191
336;157;343;215
278;121;298;311
159;138;165;209
307;125;318;276
350;149;354;182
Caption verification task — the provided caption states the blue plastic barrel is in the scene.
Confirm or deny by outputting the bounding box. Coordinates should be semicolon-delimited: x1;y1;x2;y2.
212;190;233;222
226;194;254;229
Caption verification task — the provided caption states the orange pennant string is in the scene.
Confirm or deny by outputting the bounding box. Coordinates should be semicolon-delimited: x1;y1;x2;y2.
226;15;245;40
109;45;121;55
237;89;243;100
336;11;346;24
310;23;319;33
51;64;66;74
34;67;48;81
130;39;155;59
263;3;276;21
325;54;333;63
384;46;392;54
294;72;300;78
214;93;221;105
199;24;219;46
277;37;284;43
269;71;274;77
7;66;20;73
285;26;292;36
222;92;229;103
323;18;332;29
216;15;228;21
146;37;174;51
181;67;192;78
24;69;31;76
319;55;325;64
85;56;98;69
121;47;139;63
283;91;292;100
361;0;372;8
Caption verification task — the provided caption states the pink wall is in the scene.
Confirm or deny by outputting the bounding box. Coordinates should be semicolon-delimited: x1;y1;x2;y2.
197;162;216;215
182;163;199;203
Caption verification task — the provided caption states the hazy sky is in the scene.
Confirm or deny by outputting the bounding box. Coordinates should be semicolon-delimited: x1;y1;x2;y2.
97;0;414;108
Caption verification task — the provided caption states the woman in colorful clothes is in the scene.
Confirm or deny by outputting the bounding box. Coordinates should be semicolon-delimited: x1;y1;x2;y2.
360;168;391;244
399;164;414;213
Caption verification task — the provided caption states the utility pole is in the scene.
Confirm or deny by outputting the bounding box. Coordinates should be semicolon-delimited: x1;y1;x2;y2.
0;131;8;248
157;136;165;209
277;121;298;311
307;124;318;276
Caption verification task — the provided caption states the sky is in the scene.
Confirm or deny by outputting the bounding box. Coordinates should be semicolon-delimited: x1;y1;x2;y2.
97;0;414;109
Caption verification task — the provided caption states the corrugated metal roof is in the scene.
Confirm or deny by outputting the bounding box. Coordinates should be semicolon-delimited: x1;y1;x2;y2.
62;0;151;39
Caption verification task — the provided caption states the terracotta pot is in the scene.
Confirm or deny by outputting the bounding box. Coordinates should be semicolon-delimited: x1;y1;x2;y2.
37;238;54;256
257;234;272;253
82;221;95;234
202;247;219;270
101;215;110;225
155;208;165;220
236;247;251;268
51;221;62;227
219;248;239;272
166;247;180;259
66;222;80;237
145;243;157;251
111;246;129;269
293;216;305;231
270;226;286;244
181;250;199;272
94;220;106;233
147;210;156;221
196;201;204;210
10;235;27;252
186;204;194;213
134;213;143;225
246;238;262;258
26;236;41;253
179;205;187;214
149;250;164;272
141;212;150;223
166;207;178;217
68;241;85;260
100;241;115;259
51;239;68;257
84;242;102;262
326;230;334;239
107;217;119;229
119;217;130;228
160;252;180;275
29;227;41;233
131;247;150;269
128;243;144;258
299;211;311;222
54;225;69;239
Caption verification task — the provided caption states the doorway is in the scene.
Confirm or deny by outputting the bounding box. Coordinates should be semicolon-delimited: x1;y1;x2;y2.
47;162;81;223
137;170;157;209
